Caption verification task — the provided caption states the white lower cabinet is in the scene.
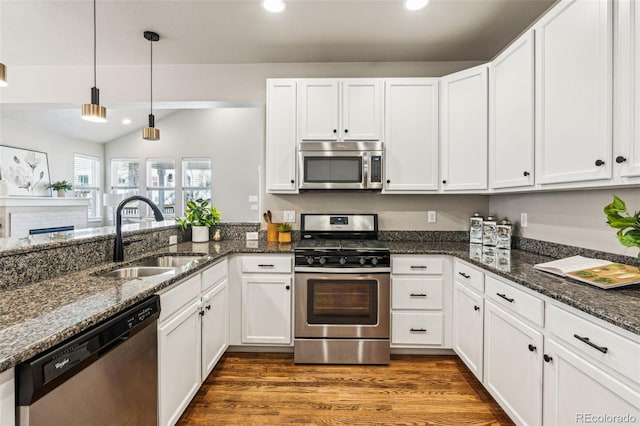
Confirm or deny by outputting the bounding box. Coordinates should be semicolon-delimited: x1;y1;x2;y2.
241;276;292;344
484;300;543;426
158;298;202;426
0;368;14;426
543;338;640;426
158;260;229;426
452;280;484;381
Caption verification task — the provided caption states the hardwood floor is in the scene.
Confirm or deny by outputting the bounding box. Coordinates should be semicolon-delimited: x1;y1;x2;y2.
178;353;514;425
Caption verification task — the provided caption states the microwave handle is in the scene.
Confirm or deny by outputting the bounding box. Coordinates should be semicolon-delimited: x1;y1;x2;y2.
363;152;369;188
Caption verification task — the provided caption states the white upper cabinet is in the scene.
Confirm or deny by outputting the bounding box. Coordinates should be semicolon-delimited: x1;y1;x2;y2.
384;78;439;192
534;0;612;185
266;79;298;193
440;64;489;191
614;0;640;178
490;31;535;189
298;79;382;141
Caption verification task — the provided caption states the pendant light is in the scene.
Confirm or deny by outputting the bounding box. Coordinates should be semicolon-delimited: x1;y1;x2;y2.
143;31;160;140
0;63;7;87
81;0;107;122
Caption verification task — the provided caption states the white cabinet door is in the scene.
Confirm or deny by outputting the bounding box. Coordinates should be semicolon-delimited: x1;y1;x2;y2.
298;79;340;141
614;0;640;178
484;301;543;426
0;369;14;426
266;79;298;193
535;0;612;184
158;299;202;426
543;338;640;425
452;281;484;381
201;280;228;382
342;79;383;141
440;65;489;191
241;276;292;344
384;79;439;192
490;31;535;189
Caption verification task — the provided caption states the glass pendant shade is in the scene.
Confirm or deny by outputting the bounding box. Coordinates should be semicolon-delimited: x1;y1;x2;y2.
0;63;7;87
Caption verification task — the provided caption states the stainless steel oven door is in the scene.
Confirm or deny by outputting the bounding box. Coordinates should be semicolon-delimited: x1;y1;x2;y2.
294;271;390;339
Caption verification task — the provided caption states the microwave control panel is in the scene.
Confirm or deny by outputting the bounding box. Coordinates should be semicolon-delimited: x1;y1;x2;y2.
370;156;382;183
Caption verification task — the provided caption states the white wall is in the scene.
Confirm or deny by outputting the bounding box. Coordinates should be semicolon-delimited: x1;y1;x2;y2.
0;116;104;186
105;108;261;223
489;187;640;257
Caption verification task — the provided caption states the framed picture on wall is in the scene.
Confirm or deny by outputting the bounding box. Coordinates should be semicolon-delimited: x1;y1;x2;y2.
0;145;52;197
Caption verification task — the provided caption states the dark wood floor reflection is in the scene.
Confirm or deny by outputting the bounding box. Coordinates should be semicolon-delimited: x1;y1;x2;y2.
178;353;514;425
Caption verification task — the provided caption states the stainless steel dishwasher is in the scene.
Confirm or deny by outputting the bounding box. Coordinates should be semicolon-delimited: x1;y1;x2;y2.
16;295;160;426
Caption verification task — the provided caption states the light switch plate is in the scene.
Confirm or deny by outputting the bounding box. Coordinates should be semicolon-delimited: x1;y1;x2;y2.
169;235;178;245
427;211;437;223
521;213;528;228
283;210;296;223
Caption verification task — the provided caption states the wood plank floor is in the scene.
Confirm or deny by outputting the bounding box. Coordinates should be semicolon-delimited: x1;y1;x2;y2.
178;353;514;425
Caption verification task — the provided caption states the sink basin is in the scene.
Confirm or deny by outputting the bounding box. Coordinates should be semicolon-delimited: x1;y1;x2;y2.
130;255;210;268
98;266;177;278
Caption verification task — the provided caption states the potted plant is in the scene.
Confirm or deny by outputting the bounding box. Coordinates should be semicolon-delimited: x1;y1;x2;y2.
48;180;73;197
604;195;640;264
277;223;292;243
176;198;221;242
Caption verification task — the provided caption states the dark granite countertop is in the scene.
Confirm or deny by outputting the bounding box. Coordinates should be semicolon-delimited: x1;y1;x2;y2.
0;239;638;373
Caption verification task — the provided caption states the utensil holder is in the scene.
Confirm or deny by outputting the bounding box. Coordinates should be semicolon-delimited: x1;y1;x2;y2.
267;223;279;242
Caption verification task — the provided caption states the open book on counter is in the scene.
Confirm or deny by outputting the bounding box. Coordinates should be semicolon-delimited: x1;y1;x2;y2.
533;255;640;289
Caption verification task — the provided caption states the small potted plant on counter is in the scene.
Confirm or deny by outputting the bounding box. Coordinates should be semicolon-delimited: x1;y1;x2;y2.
277;223;292;243
48;180;73;197
176;198;221;243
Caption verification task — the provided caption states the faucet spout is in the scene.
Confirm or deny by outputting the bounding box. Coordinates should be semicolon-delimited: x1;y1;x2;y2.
114;195;165;262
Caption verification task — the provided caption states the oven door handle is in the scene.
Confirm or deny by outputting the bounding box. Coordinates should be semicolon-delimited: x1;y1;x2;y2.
294;267;391;274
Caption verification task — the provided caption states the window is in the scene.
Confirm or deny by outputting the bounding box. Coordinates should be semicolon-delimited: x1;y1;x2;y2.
182;158;212;209
111;159;140;218
74;154;101;220
147;158;176;217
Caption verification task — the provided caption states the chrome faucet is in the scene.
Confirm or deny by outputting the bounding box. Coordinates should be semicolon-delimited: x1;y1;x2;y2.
114;195;164;262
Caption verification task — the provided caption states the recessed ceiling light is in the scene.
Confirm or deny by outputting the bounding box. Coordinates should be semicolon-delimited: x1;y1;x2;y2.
122;118;132;125
404;0;430;11
262;0;286;13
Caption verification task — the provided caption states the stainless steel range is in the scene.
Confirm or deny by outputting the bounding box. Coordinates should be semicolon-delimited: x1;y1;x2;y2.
294;213;390;365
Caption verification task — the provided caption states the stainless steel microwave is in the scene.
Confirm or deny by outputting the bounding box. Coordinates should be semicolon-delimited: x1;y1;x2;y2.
298;142;383;190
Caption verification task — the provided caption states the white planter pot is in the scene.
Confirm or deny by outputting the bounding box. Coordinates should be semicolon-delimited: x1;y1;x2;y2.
192;226;210;242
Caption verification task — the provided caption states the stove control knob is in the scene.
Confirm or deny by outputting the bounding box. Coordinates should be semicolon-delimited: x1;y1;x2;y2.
359;257;367;265
339;256;347;265
371;257;379;266
306;257;314;265
319;257;327;265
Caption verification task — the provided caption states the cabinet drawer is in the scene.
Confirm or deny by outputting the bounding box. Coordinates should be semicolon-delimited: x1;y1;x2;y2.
547;304;640;385
392;256;443;275
392;277;443;310
159;275;201;323
454;260;484;293
202;259;227;292
241;256;292;274
485;276;543;326
391;312;443;345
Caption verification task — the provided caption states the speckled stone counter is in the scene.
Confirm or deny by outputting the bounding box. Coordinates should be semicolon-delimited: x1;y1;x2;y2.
1;239;638;374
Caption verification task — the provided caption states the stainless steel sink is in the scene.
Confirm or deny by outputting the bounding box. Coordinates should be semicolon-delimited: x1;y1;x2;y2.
98;266;177;278
131;255;209;268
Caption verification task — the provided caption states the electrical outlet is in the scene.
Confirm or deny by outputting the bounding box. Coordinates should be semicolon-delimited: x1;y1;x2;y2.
248;195;258;202
283;210;296;223
169;235;178;245
246;232;258;240
427;211;437;223
520;213;528;228
250;204;258;211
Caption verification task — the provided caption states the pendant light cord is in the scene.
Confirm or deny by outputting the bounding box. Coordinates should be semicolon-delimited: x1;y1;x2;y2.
93;0;97;87
150;39;153;115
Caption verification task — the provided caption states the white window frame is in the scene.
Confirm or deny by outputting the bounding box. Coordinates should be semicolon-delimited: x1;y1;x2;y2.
146;158;176;217
182;158;212;215
110;158;141;219
73;153;101;221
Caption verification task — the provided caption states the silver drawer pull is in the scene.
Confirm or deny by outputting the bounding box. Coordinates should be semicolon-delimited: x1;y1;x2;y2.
496;293;514;303
258;264;275;268
410;328;427;332
458;272;470;279
574;334;608;354
410;265;427;269
410;293;427;297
